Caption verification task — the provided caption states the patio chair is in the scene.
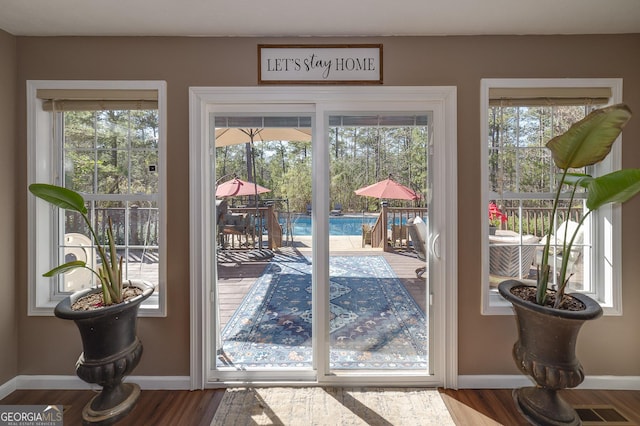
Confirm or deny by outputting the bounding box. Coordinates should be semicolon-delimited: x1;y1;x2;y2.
407;216;427;278
306;203;312;215
216;199;228;247
330;202;343;216
391;224;408;247
534;220;584;279
362;223;372;247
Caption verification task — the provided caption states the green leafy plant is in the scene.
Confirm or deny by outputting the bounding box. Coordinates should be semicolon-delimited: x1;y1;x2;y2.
537;103;640;308
29;183;124;305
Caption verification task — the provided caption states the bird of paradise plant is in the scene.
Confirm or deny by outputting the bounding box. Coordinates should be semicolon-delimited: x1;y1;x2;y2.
536;103;640;308
29;183;124;305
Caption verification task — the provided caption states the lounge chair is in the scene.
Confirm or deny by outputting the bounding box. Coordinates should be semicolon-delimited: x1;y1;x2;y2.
306;203;312;215
330;202;343;216
407;216;427;278
534;220;584;280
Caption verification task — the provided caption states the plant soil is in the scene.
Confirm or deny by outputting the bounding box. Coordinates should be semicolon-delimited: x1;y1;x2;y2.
71;287;143;311
510;286;586;311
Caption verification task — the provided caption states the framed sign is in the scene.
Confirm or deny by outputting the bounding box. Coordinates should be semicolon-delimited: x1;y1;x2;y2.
258;44;383;85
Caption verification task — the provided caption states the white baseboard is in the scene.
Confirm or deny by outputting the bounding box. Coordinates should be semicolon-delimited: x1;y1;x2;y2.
2;375;191;395
458;375;640;390
0;377;17;400
2;375;638;398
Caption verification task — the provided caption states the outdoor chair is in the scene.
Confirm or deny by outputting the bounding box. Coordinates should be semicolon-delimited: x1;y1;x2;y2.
391;224;408;247
489;232;539;279
221;212;253;248
330;203;343;216
362;224;372;247
534;220;584;280
216;200;229;247
407;216;427;278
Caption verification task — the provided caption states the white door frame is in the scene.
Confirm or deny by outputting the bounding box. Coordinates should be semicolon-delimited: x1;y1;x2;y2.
188;86;458;389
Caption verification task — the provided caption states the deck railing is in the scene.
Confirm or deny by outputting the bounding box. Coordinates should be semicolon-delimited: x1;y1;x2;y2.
65;207;159;248
499;207;583;237
64;205;579;252
225;206;283;250
371;206;428;252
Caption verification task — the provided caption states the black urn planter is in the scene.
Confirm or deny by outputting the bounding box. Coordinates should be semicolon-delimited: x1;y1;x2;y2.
498;280;603;426
54;280;154;425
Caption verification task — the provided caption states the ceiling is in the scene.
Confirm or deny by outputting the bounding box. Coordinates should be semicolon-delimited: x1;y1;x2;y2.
1;0;639;37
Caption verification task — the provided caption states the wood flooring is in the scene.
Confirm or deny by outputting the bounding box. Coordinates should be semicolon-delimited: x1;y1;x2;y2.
5;248;637;425
2;388;639;425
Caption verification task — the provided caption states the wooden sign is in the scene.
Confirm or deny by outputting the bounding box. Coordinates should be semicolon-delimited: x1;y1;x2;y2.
258;44;383;85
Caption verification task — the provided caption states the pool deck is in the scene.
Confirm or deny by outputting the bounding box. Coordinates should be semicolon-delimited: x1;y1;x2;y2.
289;235;373;251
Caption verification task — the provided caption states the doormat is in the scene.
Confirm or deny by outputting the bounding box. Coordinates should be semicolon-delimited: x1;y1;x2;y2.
217;256;427;369
210;387;454;426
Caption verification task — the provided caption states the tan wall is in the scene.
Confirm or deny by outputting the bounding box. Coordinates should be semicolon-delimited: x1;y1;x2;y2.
0;29;17;384
13;35;640;378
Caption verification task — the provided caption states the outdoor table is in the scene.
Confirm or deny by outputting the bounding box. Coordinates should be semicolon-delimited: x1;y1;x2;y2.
489;230;539;278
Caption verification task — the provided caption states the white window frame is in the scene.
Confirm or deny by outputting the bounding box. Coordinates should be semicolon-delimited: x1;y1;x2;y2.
27;80;167;317
480;78;623;315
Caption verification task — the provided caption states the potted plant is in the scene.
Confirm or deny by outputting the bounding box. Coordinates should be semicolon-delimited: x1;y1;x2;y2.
29;183;155;425
488;202;507;235
497;104;640;425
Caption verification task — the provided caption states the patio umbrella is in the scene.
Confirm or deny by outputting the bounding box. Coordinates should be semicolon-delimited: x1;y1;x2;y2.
216;177;271;198
214;126;311;198
214;127;312;148
215;125;311;249
354;176;419;201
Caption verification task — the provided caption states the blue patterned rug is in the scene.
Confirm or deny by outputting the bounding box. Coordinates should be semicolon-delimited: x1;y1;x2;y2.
217;255;427;370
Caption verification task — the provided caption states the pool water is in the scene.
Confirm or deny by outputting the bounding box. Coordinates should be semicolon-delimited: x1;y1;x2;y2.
283;215;374;236
280;215;425;236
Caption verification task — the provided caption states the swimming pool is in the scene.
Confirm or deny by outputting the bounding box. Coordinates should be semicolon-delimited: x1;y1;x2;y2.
282;215;373;236
281;215;425;236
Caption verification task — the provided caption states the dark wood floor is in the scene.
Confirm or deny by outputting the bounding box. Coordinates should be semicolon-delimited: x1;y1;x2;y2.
8;249;636;424
2;388;639;425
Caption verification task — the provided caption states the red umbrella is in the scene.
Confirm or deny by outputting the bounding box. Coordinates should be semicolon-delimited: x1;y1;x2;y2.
216;177;271;198
354;177;419;200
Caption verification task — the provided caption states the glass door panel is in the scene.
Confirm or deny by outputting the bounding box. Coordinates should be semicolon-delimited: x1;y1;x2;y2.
212;113;315;372
327;112;431;373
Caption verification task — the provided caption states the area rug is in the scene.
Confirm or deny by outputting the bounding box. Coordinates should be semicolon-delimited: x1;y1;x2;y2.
210;387;455;426
217;256;427;369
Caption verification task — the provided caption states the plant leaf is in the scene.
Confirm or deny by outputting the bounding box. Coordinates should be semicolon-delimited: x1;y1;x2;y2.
29;183;88;214
546;104;632;170
43;260;86;277
563;172;593;188
587;169;640;210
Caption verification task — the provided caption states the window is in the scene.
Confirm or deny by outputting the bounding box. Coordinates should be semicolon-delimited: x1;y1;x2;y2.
27;81;167;316
481;79;623;315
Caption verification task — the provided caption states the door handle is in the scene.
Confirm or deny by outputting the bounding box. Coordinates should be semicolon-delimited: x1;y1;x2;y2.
430;233;441;259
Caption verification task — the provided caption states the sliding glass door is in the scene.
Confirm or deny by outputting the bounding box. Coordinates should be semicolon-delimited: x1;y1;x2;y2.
326;112;431;376
212;108;317;382
189;87;457;388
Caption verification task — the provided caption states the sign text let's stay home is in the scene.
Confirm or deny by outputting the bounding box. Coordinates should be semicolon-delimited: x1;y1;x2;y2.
258;44;383;85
